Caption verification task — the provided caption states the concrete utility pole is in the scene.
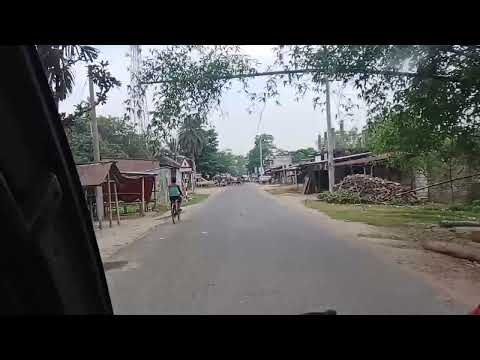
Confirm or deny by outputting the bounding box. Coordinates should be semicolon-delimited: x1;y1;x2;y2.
256;102;266;176
259;136;263;175
88;66;104;228
325;80;335;192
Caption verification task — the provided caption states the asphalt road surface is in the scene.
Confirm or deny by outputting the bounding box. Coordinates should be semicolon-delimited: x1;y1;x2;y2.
106;184;467;314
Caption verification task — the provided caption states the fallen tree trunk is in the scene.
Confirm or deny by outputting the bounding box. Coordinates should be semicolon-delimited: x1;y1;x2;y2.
439;220;480;228
422;240;480;262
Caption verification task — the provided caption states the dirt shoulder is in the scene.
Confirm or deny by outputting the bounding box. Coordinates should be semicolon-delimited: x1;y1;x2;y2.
97;186;224;261
259;185;480;309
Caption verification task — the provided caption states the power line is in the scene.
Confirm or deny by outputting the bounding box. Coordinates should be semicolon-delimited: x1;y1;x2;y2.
141;68;459;85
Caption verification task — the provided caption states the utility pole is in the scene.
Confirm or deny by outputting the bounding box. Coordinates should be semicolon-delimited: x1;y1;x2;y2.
259;136;263;175
325;79;335;192
256;102;266;176
88;65;104;228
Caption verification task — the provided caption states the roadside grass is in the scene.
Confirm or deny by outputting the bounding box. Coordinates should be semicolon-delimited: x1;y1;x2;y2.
304;200;480;227
184;193;209;206
155;204;170;214
120;204;141;214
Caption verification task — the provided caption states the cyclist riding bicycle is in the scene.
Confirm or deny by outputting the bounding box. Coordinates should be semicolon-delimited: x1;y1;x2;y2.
168;178;183;212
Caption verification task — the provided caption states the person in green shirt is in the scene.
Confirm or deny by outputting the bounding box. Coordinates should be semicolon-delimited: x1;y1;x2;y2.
168;178;183;211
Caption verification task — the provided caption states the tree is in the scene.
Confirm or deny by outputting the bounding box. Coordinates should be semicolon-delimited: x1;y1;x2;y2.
37;45;99;108
247;133;275;173
132;45;480;180
178;114;206;163
128;46;259;143
368;111;480;202
64;112;94;163
37;45;121;129
213;151;246;176
196;128;220;177
334;127;367;152
193;127;247;177
230;154;247;176
65;114;151;163
97;115;151;159
273;45;480;157
292;147;316;163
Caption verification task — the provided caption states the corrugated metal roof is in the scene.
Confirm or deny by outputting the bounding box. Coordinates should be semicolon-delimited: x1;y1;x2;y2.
298;152;375;168
77;162;114;186
158;156;181;168
103;158;160;173
334;153;389;167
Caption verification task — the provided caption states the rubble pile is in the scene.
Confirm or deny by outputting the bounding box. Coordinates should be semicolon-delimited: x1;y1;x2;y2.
333;174;418;204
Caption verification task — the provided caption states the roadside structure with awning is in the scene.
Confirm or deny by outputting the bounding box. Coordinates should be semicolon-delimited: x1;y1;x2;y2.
105;157;184;205
76;161;156;227
297;152;397;194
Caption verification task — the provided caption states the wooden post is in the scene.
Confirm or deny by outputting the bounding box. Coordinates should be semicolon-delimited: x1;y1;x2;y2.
107;174;113;228
89;194;94;225
165;178;168;204
141;177;145;216
97;185;103;230
363;166;367;175
153;176;157;210
113;182;120;225
164;173;169;204
370;165;374;176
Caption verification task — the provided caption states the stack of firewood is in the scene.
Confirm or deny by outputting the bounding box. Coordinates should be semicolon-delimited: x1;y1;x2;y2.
333;174;417;204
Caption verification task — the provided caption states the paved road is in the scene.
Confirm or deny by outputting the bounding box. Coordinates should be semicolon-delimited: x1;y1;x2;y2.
106;184;467;314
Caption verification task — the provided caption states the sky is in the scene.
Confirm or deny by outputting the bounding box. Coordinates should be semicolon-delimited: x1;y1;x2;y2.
60;45;368;156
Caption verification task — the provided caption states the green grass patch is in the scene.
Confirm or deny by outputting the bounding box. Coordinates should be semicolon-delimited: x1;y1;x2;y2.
304;200;480;227
184;193;209;206
115;203;142;217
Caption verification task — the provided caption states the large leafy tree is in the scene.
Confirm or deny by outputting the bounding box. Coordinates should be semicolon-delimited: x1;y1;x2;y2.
65;114;151;163
129;45;259;144
247;133;276;173
292;147;317;163
273;45;480;156
230;153;247;176
194;127;247;177
196;128;220;177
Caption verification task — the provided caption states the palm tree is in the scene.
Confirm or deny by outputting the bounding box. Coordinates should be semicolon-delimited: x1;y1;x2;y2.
155;137;179;161
36;45;99;108
178;114;206;162
178;114;206;190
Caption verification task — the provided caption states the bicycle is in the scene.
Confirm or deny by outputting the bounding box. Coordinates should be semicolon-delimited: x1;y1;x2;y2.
171;198;181;224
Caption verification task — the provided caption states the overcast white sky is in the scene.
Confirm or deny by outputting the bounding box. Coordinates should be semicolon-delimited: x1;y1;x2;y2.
60;45;367;156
